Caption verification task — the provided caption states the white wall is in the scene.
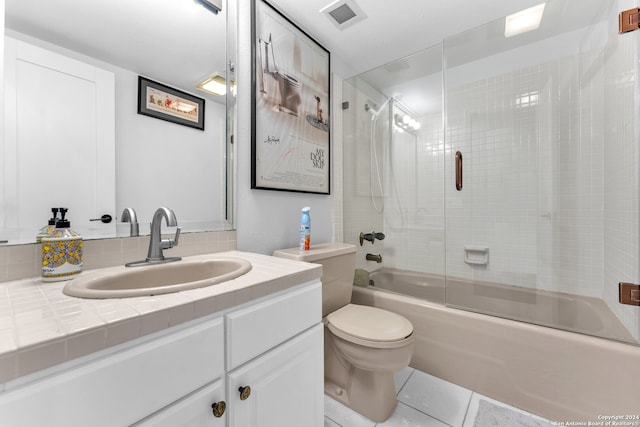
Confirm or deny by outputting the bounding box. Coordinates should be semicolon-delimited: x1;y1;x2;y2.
0;0;6;240
235;0;336;255
114;72;226;234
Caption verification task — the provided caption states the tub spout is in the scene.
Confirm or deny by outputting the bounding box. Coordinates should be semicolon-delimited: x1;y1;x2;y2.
366;253;382;263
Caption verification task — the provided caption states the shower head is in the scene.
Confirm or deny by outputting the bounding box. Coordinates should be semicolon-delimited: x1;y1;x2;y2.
365;103;378;115
366;98;392;120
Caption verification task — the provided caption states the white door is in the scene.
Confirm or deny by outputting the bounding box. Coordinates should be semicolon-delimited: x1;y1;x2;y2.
227;324;324;427
2;37;115;243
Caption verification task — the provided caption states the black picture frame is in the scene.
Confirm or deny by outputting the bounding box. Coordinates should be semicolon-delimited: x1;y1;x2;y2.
137;76;205;131
251;0;331;194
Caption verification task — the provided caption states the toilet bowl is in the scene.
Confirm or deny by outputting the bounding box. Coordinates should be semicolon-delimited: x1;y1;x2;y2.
324;303;414;421
272;243;415;422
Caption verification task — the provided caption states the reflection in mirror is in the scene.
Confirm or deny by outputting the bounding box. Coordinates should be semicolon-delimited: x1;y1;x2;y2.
1;0;231;246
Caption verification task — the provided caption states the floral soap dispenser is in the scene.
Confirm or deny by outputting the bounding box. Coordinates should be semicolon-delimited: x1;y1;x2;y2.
41;208;83;282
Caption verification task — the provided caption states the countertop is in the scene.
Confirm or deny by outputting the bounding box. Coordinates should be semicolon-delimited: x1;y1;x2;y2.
0;250;322;384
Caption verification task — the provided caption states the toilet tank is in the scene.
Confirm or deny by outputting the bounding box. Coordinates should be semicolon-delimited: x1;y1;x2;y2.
273;243;356;317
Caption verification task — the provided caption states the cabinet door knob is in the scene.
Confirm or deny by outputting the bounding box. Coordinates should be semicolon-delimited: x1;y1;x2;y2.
238;385;252;400
211;401;226;418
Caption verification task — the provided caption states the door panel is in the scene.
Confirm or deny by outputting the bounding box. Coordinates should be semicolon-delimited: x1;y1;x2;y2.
2;37;115;242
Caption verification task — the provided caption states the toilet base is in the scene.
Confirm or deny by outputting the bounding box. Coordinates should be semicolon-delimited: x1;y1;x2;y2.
324;368;397;422
323;319;413;423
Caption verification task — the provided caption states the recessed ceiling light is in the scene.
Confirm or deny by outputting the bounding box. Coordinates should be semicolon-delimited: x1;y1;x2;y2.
197;73;226;96
504;3;546;38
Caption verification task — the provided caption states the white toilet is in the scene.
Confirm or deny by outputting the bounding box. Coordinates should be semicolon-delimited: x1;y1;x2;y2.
273;242;414;422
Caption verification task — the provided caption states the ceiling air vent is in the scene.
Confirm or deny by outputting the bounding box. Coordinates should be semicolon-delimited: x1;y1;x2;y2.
321;0;367;30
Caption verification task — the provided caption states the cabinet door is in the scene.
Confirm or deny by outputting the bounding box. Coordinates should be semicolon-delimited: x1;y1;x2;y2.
227;323;324;427
133;379;227;427
0;317;224;427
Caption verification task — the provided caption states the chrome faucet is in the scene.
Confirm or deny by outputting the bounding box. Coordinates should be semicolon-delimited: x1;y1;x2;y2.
125;207;181;267
147;207;181;262
121;207;139;237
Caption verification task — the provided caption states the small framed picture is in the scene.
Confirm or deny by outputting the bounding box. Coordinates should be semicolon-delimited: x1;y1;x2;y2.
137;76;205;131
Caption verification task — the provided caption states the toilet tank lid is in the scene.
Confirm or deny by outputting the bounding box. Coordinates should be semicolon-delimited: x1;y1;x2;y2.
272;242;356;262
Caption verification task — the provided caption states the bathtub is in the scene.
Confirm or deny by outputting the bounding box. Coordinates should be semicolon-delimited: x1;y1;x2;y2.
368;268;637;344
353;270;640;421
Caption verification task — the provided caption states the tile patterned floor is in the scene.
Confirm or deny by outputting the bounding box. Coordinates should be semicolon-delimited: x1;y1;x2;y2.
324;367;552;427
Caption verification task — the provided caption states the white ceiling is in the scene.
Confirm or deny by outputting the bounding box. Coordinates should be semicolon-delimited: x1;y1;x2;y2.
269;0;545;76
5;0;226;101
6;0;549;89
6;0;608;111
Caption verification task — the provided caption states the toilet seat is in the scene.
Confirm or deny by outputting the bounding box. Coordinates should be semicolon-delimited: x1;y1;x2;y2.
326;304;413;349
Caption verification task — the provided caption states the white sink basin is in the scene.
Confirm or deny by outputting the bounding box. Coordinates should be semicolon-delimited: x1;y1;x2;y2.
63;257;252;299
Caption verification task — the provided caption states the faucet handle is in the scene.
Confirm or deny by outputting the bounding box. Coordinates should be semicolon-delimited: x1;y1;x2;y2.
173;227;181;247
159;227;181;250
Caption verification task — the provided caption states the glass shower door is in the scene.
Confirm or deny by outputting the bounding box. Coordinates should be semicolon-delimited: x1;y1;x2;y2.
443;0;640;344
342;46;445;302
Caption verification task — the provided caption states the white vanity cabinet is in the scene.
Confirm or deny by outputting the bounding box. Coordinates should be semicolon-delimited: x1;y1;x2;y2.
142;280;324;427
0;316;226;427
225;281;324;427
0;279;323;427
226;324;323;427
133;379;228;427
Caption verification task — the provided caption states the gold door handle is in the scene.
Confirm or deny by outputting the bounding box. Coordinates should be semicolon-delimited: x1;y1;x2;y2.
211;401;226;418
238;385;252;400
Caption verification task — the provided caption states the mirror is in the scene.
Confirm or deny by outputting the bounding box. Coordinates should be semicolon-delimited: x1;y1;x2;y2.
1;0;231;245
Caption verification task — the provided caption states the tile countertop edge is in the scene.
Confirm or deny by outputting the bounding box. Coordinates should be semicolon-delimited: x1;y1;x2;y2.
0;250;323;385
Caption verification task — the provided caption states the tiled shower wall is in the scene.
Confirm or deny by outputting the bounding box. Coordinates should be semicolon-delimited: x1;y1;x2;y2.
445;6;638;339
383;109;444;275
601;1;639;340
342;49;445;276
342;80;386;271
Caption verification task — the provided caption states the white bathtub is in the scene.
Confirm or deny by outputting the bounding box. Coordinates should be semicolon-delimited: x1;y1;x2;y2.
352;283;640;421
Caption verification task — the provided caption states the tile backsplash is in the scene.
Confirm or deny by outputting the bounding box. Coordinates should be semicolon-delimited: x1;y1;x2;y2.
0;230;237;283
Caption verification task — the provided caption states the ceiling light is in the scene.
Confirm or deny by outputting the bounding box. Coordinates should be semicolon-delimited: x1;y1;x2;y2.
394;113;420;134
193;0;221;15
504;3;546;38
197;73;226;96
